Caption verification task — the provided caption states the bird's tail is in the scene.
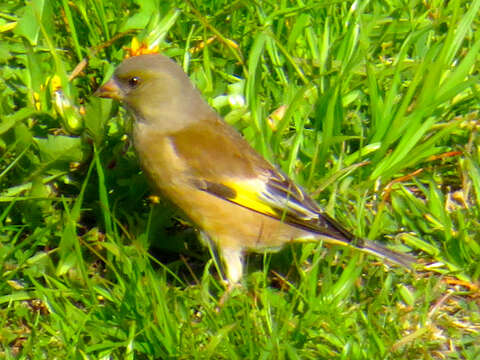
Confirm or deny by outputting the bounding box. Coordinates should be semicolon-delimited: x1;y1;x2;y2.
311;213;415;269
357;238;415;269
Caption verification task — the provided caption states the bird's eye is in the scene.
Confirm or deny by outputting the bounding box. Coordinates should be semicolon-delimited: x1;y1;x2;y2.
128;76;141;88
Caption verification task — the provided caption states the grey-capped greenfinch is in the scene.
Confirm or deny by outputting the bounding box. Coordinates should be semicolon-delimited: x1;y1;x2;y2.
96;54;414;283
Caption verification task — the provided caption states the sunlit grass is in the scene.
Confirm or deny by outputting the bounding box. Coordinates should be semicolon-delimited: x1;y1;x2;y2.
0;0;479;358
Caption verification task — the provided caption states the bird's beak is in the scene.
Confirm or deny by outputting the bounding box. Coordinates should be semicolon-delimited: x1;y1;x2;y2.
94;78;123;100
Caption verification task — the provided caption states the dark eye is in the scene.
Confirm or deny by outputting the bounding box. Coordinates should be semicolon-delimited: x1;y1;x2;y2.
128;76;141;88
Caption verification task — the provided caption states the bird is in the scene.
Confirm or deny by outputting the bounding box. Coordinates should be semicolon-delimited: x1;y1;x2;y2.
95;53;414;284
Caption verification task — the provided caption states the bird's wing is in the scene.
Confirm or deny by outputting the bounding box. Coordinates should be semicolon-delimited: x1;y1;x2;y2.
170;118;354;242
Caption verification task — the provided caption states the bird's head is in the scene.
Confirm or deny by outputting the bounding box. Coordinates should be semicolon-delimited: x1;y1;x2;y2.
95;54;211;130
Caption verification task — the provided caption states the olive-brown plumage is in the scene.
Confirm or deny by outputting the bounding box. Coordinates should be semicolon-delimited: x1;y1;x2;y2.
96;54;414;283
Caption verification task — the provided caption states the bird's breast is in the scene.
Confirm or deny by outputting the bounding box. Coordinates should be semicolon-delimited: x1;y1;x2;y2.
132;123;191;192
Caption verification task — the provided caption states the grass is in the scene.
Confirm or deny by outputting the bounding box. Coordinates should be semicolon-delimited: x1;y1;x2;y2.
1;0;480;358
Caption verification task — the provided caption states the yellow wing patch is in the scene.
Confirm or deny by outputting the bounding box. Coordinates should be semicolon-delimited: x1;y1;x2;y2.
196;175;319;225
219;179;279;218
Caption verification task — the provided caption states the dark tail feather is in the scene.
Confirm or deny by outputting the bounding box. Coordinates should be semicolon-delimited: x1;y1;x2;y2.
288;211;415;269
359;239;416;269
314;214;416;269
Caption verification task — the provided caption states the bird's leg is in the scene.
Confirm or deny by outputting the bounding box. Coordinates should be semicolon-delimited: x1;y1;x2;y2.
221;247;244;285
216;247;244;307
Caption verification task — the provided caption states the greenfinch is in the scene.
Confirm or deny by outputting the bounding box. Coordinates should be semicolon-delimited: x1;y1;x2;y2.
95;54;414;283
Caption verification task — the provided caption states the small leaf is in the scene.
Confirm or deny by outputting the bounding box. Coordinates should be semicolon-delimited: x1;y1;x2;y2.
35;135;84;164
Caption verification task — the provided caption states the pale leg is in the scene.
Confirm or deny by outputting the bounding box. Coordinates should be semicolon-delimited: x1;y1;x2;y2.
221;247;244;284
